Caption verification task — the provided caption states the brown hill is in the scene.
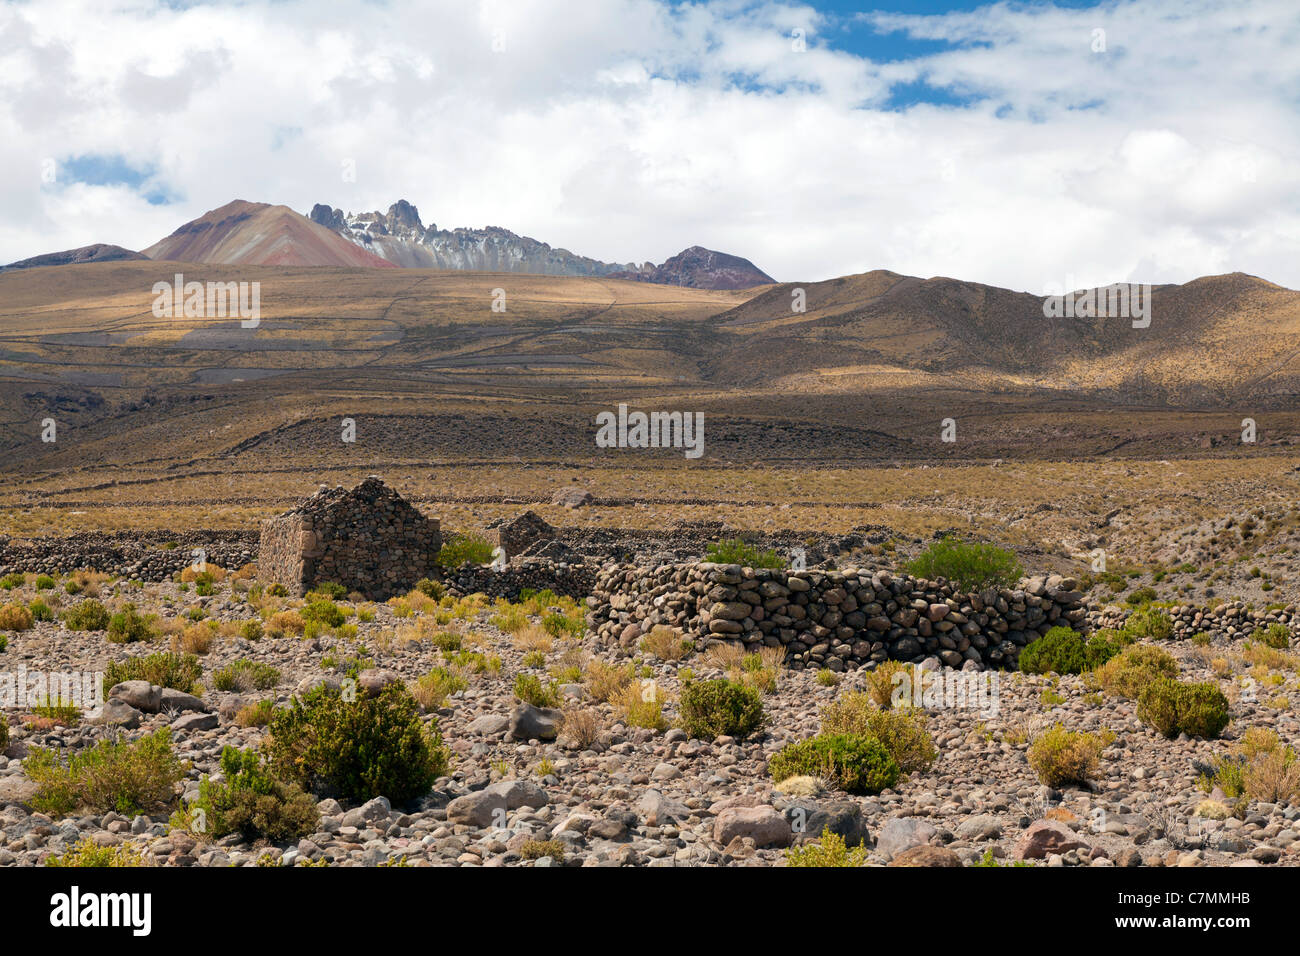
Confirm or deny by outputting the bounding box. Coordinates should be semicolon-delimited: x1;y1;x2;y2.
707;270;1300;404
2;243;147;271
143;200;396;268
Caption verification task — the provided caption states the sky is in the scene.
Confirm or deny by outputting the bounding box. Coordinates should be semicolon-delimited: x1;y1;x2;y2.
1;0;1298;290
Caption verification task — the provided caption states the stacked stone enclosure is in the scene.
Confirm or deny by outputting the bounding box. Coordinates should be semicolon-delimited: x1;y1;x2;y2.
485;510;556;560
258;477;442;600
588;562;1088;671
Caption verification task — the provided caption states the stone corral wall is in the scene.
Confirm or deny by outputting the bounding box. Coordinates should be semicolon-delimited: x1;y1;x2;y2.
1087;601;1297;641
0;531;258;581
444;558;597;602
587;562;1088;671
258;477;442;600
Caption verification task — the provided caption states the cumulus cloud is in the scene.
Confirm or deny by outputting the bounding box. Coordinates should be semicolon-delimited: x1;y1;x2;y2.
0;0;1297;289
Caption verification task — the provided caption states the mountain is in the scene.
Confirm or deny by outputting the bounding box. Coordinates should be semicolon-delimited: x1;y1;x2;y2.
309;200;640;276
609;246;774;290
309;199;774;288
1;243;147;272
706;269;1300;404
144;200;396;268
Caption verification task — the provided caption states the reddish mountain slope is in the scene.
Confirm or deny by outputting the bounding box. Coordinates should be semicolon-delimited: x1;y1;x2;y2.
143;200;396;268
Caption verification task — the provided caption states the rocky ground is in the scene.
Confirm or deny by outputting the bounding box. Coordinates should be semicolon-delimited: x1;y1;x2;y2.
1;571;1298;868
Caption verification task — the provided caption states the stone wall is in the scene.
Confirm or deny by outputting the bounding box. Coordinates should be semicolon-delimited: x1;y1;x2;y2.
587;562;1088;671
1086;601;1297;642
258;477;442;600
444;557;597;602
0;531;258;581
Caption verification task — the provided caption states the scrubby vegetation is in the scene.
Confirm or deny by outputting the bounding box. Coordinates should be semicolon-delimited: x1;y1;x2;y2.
704;538;784;568
785;827;869;867
902;537;1023;591
435;533;496;569
175;746;318;842
24;729;188;816
1137;678;1231;739
104;652;202;695
768;733;901;795
677;678;766;740
1026;723;1112;787
266;683;448;802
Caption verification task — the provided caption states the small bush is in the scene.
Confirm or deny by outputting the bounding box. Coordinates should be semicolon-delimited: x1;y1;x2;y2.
239;619;264;641
1026;723;1110;787
1138;677;1230;739
266;683;448;802
414;578;445;600
28;598;54;622
1124;606;1173;641
435;534;496;569
107;603;157;643
0;572;25;589
584;659;634;703
34;574;56;591
0;603;34;631
769;733;901;795
863;660;910;709
212;659;281;692
0;713;8;749
104;652;202;694
307;582;348;600
411;667;468;710
902;537;1023;592
64;599;111;632
1018;627;1087;675
1085;632;1121;670
24;729;188;816
640;625;693;661
300;600;345;629
177;746;318;842
704;539;783;569
519;839;565;863
46;838;147;868
785;827;868;867
1258;624;1291;649
1093;644;1179;698
235;698;276;728
513;673;562;708
678;678;766;740
612;682;669;731
820;697;937;775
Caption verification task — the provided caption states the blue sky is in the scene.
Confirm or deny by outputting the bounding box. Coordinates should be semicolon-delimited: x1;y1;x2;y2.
3;0;1299;289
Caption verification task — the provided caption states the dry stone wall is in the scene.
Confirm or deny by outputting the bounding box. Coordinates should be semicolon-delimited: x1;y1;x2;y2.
587;562;1088;671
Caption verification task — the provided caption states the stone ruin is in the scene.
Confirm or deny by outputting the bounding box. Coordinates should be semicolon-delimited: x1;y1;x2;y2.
258;476;442;600
485;509;556;560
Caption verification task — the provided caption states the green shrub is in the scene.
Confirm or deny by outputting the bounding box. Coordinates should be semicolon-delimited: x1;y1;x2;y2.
414;578;445;599
0;603;34;631
902;537;1023;592
704;539;783;569
212;659;281;692
1138;678;1231;739
176;746;318;842
29;598;54;622
0;572;24;589
24;729;188;816
1084;632;1121;670
819;691;938;773
1018;627;1087;675
1124;606;1173;641
34;574;56;591
103;652;202;695
518;839;566;863
0;633;6;653
300;600;345;628
64;599;111;631
46;838;147;867
0;713;8;749
785;827;869;867
307;582;348;600
1258;623;1291;649
435;534;495;569
266;683;448;802
768;733;901;795
107;603;157;643
1126;586;1157;606
513;673;562;708
1093;644;1179;698
677;678;766;740
1026;723;1110;786
239;619;264;641
411;666;468;711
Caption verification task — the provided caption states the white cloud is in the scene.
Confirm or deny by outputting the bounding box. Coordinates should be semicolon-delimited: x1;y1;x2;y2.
0;0;1298;290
